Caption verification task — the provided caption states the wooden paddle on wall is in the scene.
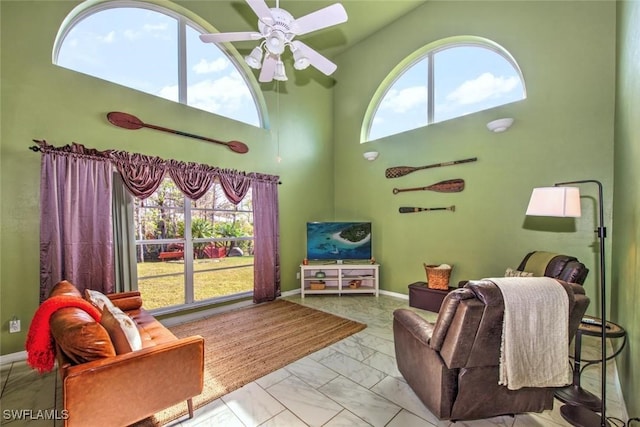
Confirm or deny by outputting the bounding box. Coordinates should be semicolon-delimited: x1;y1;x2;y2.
393;178;464;194
107;111;249;154
399;205;456;213
385;157;477;179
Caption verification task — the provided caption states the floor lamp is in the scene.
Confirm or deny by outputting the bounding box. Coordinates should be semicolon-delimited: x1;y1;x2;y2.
526;179;609;427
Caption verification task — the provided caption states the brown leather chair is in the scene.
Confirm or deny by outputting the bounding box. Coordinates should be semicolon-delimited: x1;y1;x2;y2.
393;279;590;421
458;251;589;288
517;251;589;285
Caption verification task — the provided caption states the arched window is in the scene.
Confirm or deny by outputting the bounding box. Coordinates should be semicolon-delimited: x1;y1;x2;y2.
363;37;525;142
53;1;264;128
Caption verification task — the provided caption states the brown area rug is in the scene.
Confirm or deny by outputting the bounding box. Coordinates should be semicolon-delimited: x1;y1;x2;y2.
137;299;366;426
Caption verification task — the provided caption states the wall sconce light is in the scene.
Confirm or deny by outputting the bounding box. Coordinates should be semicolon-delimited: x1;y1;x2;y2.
363;151;379;161
487;118;514;133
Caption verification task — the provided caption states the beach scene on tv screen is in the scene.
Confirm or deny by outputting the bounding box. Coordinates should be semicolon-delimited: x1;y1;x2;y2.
307;222;372;260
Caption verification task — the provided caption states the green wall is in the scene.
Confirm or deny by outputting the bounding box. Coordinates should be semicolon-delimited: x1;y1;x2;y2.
0;0;335;355
333;1;616;302
2;0;635;416
612;0;640;418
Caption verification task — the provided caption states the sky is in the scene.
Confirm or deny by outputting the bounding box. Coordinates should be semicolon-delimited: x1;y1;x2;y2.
55;6;524;139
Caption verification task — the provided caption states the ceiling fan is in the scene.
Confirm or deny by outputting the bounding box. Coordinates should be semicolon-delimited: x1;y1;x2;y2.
199;0;348;83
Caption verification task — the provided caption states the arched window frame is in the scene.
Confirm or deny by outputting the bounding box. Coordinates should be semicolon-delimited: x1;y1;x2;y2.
52;0;268;129
362;36;526;143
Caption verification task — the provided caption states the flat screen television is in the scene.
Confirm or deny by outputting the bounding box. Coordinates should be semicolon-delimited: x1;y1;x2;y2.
306;222;372;261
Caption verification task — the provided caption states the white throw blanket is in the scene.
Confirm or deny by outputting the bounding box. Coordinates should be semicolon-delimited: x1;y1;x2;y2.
487;277;571;390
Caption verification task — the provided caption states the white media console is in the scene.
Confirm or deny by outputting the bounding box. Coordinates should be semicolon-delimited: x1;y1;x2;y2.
299;263;379;298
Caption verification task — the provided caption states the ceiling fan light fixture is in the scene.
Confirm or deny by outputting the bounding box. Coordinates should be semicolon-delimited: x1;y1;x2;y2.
292;47;310;70
245;46;263;69
265;31;286;55
273;59;288;81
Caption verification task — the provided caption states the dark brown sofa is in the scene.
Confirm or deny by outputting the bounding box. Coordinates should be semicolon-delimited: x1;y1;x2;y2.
47;281;204;427
393;279;589;421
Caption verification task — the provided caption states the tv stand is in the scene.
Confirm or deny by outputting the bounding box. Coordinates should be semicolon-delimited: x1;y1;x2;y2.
300;263;379;298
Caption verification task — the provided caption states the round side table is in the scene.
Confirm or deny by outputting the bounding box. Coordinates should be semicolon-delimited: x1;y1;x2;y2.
554;315;626;411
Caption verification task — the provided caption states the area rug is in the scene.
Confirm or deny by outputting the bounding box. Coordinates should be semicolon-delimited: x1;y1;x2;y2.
136;299;366;426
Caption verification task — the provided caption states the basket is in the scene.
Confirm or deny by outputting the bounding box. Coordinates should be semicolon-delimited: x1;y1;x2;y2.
348;279;362;289
310;281;326;290
424;263;453;290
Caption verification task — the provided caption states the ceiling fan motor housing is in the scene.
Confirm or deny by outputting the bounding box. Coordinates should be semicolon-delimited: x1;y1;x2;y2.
259;8;295;55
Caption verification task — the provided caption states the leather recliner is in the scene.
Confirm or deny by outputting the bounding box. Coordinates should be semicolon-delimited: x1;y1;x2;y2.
458;251;589;288
393;279;590;421
517;251;589;285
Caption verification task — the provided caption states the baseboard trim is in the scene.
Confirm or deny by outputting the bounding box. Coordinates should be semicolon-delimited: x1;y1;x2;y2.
379;289;408;300
0;350;27;364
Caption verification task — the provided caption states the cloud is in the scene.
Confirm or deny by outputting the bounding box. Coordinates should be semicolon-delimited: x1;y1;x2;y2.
123;29;141;41
193;58;230;74
143;23;168;33
158;72;252;115
446;72;519;105
379;86;427;113
97;31;116;44
122;22;170;41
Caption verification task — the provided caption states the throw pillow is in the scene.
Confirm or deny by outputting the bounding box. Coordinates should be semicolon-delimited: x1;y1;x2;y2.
504;267;534;278
85;289;115;311
100;305;143;354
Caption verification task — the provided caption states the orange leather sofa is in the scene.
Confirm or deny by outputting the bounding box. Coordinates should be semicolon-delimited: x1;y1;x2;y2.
47;281;204;427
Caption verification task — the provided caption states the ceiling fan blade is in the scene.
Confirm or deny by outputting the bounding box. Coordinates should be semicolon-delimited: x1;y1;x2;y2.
291;40;337;76
246;0;274;25
259;55;277;82
293;3;348;36
200;32;262;43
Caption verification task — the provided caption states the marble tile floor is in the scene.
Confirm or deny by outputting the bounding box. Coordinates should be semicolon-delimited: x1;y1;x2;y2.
0;294;628;427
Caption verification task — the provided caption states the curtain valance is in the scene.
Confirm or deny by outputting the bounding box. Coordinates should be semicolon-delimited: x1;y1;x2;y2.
34;140;279;204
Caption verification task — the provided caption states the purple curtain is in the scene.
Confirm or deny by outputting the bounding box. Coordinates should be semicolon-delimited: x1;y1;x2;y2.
251;173;280;303
218;169;252;204
167;160;217;200
39;142;114;301
109;151;166;199
37;141;280;304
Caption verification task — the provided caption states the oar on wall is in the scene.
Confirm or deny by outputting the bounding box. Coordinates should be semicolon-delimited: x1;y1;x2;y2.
399;206;456;213
393;179;464;195
385;157;477;179
107;111;249;154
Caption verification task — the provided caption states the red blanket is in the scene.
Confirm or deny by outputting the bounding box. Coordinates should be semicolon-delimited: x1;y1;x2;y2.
25;295;101;373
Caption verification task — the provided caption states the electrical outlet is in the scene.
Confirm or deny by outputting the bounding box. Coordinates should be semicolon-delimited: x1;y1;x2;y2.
296;272;300;280
9;318;20;333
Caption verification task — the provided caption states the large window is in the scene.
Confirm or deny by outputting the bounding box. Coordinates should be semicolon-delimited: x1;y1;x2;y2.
364;38;525;142
54;2;263;127
134;177;254;310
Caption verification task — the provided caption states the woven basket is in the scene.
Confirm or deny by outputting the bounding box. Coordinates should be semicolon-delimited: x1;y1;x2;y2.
310;281;326;290
424;264;453;290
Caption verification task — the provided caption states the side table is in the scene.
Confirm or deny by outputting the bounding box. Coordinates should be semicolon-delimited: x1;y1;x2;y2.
554;315;627;411
408;282;456;312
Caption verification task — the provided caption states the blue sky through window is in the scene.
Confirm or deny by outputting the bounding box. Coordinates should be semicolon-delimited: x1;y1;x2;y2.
56;7;260;127
368;43;524;141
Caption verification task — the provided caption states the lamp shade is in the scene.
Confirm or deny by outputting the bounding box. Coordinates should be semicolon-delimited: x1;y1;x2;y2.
526;187;581;217
245;47;263;69
273;59;288;81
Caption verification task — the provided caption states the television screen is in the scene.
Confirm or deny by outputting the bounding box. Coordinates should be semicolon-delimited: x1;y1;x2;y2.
306;222;372;261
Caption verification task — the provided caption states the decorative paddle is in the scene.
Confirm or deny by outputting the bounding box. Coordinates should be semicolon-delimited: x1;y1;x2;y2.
385;157;477;179
107;111;249;154
393;179;464;195
399;205;456;213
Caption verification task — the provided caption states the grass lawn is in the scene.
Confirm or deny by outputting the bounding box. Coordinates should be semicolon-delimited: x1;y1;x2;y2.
137;256;254;309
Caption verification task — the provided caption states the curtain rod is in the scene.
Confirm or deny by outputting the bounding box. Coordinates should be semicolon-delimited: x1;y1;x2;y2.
28;141;282;184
